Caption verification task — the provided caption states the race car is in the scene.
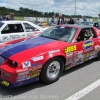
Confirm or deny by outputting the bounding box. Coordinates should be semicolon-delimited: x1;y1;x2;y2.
0;24;100;88
81;21;100;30
0;20;48;44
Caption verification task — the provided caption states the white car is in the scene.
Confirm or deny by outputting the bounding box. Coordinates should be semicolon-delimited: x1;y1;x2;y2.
0;21;48;43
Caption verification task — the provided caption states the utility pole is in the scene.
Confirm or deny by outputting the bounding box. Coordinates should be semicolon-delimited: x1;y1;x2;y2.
74;0;76;18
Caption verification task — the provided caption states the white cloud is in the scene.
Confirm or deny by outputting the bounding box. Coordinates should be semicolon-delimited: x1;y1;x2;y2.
0;0;100;17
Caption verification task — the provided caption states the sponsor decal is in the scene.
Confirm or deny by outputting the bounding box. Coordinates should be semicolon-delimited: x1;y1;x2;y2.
32;56;44;62
17;76;30;82
49;49;60;54
22;61;31;69
29;66;37;71
73;52;78;59
65;67;71;70
84;58;88;61
95;45;100;51
78;50;83;54
84;53;90;58
71;61;76;67
89;56;94;60
66;57;73;64
18;71;30;78
32;63;42;67
29;70;41;78
66;52;73;57
83;40;94;50
17;71;30;82
29;63;42;71
65;45;77;53
76;57;84;65
2;81;10;87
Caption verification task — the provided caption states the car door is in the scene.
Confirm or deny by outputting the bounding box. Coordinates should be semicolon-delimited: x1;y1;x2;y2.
23;22;41;37
73;27;99;65
0;23;26;43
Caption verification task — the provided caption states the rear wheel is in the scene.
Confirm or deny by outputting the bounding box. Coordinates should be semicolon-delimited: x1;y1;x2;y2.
40;57;64;84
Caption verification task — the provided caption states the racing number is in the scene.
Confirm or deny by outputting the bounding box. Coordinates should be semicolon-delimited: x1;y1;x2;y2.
2;81;9;86
65;45;77;53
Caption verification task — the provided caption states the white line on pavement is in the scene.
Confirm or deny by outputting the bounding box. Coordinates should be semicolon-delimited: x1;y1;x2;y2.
65;79;100;100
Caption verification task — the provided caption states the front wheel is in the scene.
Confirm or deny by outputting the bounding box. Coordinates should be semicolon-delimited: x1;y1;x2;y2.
40;57;64;84
96;51;100;60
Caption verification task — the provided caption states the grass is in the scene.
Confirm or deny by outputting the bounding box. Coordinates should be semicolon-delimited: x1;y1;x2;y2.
15;16;24;20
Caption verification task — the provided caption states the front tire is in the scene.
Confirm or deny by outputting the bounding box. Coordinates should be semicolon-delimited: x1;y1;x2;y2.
96;51;100;60
40;57;64;84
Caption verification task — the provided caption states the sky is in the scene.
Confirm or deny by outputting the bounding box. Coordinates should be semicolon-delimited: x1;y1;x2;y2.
0;0;100;17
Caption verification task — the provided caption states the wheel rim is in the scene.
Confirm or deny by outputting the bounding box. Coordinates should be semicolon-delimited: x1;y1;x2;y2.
47;61;60;79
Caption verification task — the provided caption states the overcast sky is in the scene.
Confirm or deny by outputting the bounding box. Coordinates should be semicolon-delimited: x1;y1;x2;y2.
0;0;100;17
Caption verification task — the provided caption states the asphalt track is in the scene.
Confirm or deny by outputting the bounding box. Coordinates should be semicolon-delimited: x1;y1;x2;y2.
0;58;100;100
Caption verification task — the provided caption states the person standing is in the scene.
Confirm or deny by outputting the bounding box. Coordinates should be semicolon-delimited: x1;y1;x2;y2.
68;17;74;24
57;14;64;25
76;18;81;25
83;17;87;22
51;16;56;24
6;12;15;20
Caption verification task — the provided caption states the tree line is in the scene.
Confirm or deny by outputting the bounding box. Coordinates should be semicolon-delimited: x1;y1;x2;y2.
0;7;95;18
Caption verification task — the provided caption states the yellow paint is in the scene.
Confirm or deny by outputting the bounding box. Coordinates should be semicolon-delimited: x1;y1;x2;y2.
65;45;77;53
30;73;40;78
2;81;9;86
42;22;48;26
66;67;71;70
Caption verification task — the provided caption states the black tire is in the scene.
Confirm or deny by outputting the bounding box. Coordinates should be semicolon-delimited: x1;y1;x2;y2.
40;57;64;84
96;51;100;60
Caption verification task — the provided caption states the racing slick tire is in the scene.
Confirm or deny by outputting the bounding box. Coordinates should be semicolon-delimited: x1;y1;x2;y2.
40;57;64;84
96;51;100;60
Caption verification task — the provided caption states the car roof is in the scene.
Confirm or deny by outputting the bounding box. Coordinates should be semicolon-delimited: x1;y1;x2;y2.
0;20;31;24
82;21;99;23
58;24;93;29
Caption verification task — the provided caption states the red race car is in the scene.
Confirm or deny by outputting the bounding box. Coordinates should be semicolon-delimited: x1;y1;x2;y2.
0;25;100;88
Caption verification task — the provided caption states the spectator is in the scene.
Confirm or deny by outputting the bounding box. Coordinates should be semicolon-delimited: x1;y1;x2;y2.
57;14;64;25
6;12;15;20
83;17;87;22
68;17;74;24
76;18;81;25
51;16;56;24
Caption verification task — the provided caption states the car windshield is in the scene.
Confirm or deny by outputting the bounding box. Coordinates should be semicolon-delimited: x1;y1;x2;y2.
0;22;4;28
39;26;78;42
81;22;94;26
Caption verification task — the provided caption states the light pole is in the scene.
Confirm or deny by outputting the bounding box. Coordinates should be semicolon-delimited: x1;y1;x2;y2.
74;0;76;18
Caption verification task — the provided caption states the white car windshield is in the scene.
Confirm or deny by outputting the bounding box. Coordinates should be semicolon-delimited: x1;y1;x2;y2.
40;26;78;42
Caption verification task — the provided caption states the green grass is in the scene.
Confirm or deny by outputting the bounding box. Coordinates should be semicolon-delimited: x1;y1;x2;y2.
15;16;24;20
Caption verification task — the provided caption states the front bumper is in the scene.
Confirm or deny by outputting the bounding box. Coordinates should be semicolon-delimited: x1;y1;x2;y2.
0;77;39;88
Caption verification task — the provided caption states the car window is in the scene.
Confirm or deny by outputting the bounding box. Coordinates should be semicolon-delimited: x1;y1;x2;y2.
40;26;78;42
23;23;39;32
76;28;97;42
1;24;24;34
